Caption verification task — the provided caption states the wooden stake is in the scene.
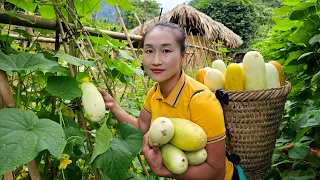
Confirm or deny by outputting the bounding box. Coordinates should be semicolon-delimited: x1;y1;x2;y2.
27;160;42;180
3;172;14;180
0;70;15;108
115;5;148;94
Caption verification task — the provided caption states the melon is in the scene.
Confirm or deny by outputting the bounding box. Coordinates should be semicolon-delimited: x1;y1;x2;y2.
204;68;225;91
169;118;207;151
268;60;285;86
211;59;226;76
185;148;208;165
242;51;266;90
196;68;206;84
265;63;280;89
149;117;174;146
81;82;105;122
161;144;188;174
224;63;244;91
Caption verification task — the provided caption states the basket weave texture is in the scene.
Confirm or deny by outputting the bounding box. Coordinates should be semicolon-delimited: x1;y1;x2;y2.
222;82;292;180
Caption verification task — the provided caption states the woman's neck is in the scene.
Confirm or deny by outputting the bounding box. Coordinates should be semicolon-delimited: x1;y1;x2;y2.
159;70;182;98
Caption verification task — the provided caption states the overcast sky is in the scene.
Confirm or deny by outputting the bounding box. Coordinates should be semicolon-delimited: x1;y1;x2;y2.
155;0;190;12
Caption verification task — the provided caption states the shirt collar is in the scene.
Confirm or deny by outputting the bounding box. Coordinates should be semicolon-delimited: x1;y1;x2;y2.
154;71;186;107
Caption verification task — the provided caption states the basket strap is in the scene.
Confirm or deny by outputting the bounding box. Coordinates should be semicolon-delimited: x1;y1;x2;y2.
191;89;229;106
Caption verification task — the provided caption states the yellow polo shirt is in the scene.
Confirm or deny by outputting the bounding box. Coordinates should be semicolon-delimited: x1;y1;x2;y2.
143;71;234;180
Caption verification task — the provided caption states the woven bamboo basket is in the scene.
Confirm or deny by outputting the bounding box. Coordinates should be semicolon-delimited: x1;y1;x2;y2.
222;82;292;180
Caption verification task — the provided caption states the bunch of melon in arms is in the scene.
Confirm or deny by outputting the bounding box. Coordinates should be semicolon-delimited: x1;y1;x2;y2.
148;117;208;174
195;51;286;91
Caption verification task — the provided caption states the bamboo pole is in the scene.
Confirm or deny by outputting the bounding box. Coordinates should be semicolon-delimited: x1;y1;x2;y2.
115;5;148;94
0;13;142;41
70;15;114;97
53;5;99;82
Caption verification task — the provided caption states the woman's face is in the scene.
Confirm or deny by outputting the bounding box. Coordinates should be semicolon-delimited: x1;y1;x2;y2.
142;27;185;83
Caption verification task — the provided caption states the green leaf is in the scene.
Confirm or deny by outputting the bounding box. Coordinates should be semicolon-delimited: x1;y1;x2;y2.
119;50;135;60
309;34;320;45
272;160;292;167
38;4;56;19
0;108;66;175
90;123;113;163
298;52;314;61
54;52;96;67
74;0;101;17
282;0;300;6
12;29;33;40
289;10;307;20
46;76;82;100
97;139;132;180
106;58;143;77
50;66;68;73
5;0;37;12
116;123;143;156
93;123;143;180
0;52;59;72
284;50;304;66
123;107;140;117
288;147;310;159
103;0;132;10
293;111;312;130
294;127;312;143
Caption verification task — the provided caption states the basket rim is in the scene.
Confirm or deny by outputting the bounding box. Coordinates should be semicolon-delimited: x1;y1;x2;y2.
223;81;292;101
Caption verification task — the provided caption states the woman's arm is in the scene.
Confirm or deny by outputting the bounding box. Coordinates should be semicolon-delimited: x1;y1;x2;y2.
98;88;151;133
142;134;226;180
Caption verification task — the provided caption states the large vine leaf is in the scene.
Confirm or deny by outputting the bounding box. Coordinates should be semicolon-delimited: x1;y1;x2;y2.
54;52;96;67
103;0;132;10
46;76;82;100
98;139;132;180
116;123;144;156
74;0;101;17
5;0;37;12
90;123;113;163
0;52;59;72
0;108;66;175
93;123;143;180
38;3;56;20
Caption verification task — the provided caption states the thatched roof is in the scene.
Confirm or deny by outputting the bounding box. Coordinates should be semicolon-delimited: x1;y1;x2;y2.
130;4;243;48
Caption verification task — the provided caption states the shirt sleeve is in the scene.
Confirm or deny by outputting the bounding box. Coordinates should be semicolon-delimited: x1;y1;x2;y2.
143;84;157;113
189;90;226;144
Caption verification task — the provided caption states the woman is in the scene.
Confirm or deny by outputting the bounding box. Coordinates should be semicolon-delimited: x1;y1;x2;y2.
99;22;235;180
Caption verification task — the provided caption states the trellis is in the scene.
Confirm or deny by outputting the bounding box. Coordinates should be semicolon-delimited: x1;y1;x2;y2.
0;4;149;180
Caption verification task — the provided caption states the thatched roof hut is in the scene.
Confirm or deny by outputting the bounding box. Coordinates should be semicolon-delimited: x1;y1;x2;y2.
130;4;243;72
130;4;243;49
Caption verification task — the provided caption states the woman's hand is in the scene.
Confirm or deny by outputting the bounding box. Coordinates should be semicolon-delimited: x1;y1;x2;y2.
97;88;116;110
142;133;170;177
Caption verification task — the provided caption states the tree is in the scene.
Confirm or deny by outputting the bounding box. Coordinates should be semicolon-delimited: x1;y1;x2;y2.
121;0;161;30
188;0;272;48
